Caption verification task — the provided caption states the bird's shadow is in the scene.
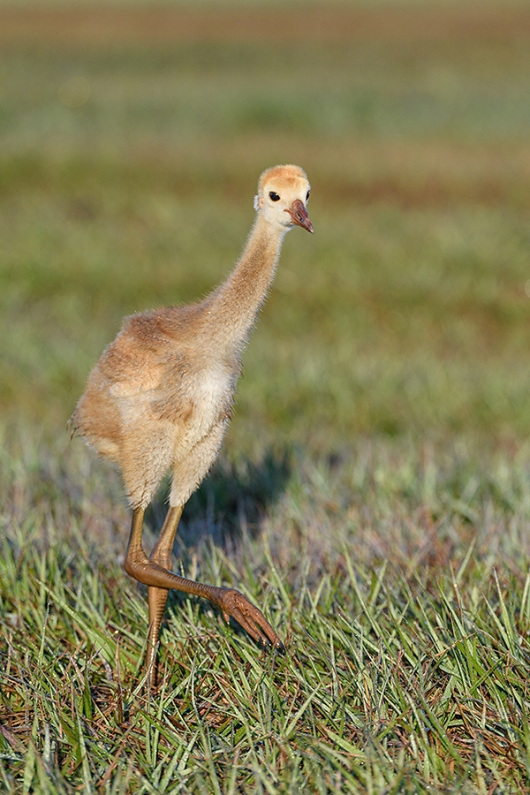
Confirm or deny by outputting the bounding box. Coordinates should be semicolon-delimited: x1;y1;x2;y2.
143;447;291;619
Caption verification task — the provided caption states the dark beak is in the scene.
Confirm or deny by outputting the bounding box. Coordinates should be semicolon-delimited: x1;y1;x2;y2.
286;199;314;233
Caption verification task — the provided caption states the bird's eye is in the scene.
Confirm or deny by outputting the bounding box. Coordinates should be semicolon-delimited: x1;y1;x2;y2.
306;190;311;202
269;191;280;202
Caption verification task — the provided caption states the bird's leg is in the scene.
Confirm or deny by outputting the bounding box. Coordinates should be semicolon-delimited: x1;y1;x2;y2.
146;506;182;687
124;506;282;665
125;506;153;684
124;506;182;687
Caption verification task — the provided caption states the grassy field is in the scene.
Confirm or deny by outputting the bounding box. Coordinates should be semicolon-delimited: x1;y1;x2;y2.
2;1;530;792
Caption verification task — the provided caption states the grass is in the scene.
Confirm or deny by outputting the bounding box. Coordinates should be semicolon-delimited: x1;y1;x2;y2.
1;1;530;791
4;436;530;792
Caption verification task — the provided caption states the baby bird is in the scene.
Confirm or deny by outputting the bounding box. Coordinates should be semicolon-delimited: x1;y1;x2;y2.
71;165;314;686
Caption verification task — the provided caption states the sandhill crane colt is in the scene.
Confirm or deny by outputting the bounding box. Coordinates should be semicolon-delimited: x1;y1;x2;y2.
71;165;314;686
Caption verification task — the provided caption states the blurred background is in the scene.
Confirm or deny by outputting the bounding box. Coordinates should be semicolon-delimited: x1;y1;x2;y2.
1;0;529;458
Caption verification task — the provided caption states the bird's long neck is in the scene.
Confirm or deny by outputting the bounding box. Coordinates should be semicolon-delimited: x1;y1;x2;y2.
203;214;287;351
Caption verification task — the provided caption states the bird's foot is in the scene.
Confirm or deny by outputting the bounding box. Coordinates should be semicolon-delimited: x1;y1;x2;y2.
211;587;283;652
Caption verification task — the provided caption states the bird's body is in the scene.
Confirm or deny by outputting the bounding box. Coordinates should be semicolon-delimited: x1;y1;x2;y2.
71;165;313;687
73;301;239;508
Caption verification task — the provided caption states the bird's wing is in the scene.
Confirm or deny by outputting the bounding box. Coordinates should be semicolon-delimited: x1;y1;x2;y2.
98;312;176;396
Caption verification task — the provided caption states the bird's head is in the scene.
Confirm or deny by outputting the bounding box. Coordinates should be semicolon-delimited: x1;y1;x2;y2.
254;164;314;234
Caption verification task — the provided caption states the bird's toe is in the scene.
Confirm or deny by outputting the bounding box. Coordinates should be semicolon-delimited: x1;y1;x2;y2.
214;587;281;650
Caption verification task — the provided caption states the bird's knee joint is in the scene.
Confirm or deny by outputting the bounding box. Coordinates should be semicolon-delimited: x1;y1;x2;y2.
124;554;147;579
